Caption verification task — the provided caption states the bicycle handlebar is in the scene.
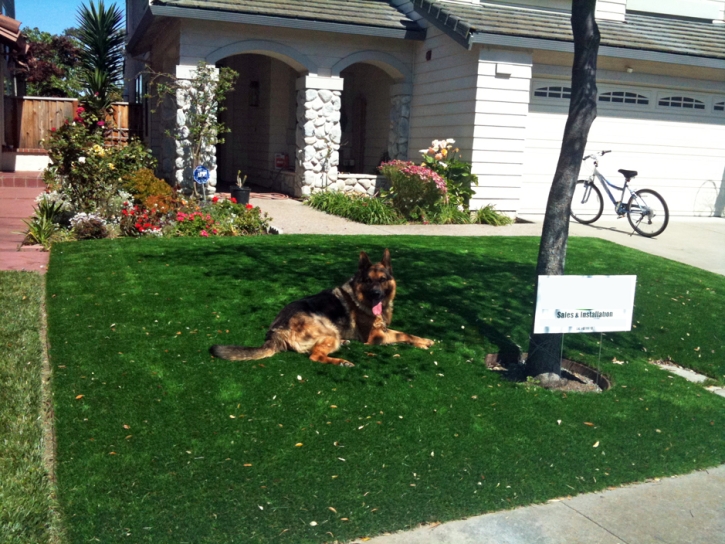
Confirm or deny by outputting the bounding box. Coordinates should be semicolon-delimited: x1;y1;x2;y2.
583;150;612;161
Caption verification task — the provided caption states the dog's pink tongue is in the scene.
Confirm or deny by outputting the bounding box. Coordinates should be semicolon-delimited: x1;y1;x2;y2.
372;302;383;316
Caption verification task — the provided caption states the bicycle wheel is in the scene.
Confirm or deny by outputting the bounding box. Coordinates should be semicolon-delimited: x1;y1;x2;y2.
627;189;669;237
570;180;603;224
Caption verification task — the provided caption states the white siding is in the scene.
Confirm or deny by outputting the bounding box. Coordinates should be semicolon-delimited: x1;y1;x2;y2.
470;48;533;212
597;0;626;21
409;27;480;164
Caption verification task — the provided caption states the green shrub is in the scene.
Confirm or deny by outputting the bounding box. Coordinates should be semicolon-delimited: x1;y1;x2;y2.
306;191;403;225
420;139;478;209
208;198;271;235
22;200;64;249
43;117;155;216
378;160;447;220
425;202;472;225
122;168;173;206
473;204;514;226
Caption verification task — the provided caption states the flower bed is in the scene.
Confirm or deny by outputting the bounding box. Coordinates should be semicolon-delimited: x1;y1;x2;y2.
24;109;270;249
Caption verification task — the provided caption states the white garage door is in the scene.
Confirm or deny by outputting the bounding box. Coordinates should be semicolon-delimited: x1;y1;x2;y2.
521;80;725;217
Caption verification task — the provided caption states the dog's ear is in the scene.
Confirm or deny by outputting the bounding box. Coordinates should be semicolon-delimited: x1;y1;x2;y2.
358;251;372;270
382;248;392;272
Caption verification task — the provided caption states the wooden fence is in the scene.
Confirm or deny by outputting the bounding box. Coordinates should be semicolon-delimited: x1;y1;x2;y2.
4;97;143;151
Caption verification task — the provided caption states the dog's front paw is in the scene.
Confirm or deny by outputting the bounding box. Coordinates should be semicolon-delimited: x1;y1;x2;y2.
339;360;355;367
415;337;435;349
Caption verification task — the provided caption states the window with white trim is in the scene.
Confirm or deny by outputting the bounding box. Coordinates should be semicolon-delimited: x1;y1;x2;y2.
599;91;649;105
715;101;725;112
534;86;571;99
658;96;705;110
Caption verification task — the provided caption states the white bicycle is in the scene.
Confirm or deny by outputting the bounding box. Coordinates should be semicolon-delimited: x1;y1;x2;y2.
570;150;669;237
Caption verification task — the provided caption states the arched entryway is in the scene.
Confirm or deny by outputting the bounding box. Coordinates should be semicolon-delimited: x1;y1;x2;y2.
215;54;299;192
338;63;395;174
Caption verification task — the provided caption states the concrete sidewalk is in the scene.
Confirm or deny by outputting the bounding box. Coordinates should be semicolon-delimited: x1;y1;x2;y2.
355;465;725;544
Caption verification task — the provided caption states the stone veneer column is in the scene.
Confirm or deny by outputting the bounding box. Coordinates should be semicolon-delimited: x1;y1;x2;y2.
388;83;412;160
171;64;218;196
295;75;344;196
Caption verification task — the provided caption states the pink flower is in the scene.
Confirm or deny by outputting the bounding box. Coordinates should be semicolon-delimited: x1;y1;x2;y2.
51;127;56;132
97;120;105;127
76;106;85;114
200;230;209;237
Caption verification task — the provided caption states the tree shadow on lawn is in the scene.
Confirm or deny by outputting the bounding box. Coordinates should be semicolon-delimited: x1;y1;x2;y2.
138;236;656;375
138;237;534;357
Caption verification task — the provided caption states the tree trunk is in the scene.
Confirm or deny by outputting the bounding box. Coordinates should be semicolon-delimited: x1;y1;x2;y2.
525;0;601;382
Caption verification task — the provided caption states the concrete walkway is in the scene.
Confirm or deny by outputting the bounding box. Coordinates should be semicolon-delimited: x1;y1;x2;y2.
0;180;49;273
356;465;725;544
253;197;725;275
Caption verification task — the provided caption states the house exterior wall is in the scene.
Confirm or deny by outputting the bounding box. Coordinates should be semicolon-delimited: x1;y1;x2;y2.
471;47;532;212
408;26;479;170
146;21;181;184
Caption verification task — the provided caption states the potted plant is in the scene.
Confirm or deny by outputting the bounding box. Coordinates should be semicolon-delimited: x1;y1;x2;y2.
230;170;251;205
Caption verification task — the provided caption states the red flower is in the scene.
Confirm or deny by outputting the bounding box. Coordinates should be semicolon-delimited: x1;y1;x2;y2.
50;127;56;132
231;197;237;204
76;106;85;114
245;203;254;210
212;195;219;203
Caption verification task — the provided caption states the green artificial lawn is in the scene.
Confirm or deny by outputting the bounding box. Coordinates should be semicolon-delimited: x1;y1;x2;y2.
46;236;725;543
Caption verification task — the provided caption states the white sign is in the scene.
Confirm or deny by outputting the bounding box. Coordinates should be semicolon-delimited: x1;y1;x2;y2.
534;275;637;334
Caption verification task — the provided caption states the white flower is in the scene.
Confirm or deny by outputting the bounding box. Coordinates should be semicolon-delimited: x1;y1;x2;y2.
78;157;86;164
446;138;456;145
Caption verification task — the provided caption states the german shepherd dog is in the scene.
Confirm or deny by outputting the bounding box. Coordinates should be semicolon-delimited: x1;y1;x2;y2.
209;249;434;367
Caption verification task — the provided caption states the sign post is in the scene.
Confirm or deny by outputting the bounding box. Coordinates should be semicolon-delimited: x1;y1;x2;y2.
534;275;637;364
193;165;210;201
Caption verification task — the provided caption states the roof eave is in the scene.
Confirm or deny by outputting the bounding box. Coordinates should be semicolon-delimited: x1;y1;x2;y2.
469;32;725;70
142;4;426;42
410;0;473;49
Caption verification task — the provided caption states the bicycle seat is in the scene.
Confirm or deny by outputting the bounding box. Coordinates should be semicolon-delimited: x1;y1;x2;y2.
618;169;638;179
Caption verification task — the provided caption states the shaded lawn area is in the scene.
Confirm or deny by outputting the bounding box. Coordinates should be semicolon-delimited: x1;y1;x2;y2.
46;236;725;543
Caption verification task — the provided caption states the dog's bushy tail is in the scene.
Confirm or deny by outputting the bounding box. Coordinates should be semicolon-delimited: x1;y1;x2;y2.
209;340;279;361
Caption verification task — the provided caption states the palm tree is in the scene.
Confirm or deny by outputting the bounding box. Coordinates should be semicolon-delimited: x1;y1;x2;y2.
76;1;125;118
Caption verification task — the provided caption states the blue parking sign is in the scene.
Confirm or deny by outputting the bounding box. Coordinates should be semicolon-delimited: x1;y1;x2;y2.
193;165;210;185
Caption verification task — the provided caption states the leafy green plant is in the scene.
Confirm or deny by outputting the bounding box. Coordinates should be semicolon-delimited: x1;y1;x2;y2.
420;139;478;209
378;160;447;220
306;191;403;225
207;197;271;235
425;202;472;225
43;120;155;215
168;210;217;237
473;204;514;226
76;1;125;118
22;201;63;249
